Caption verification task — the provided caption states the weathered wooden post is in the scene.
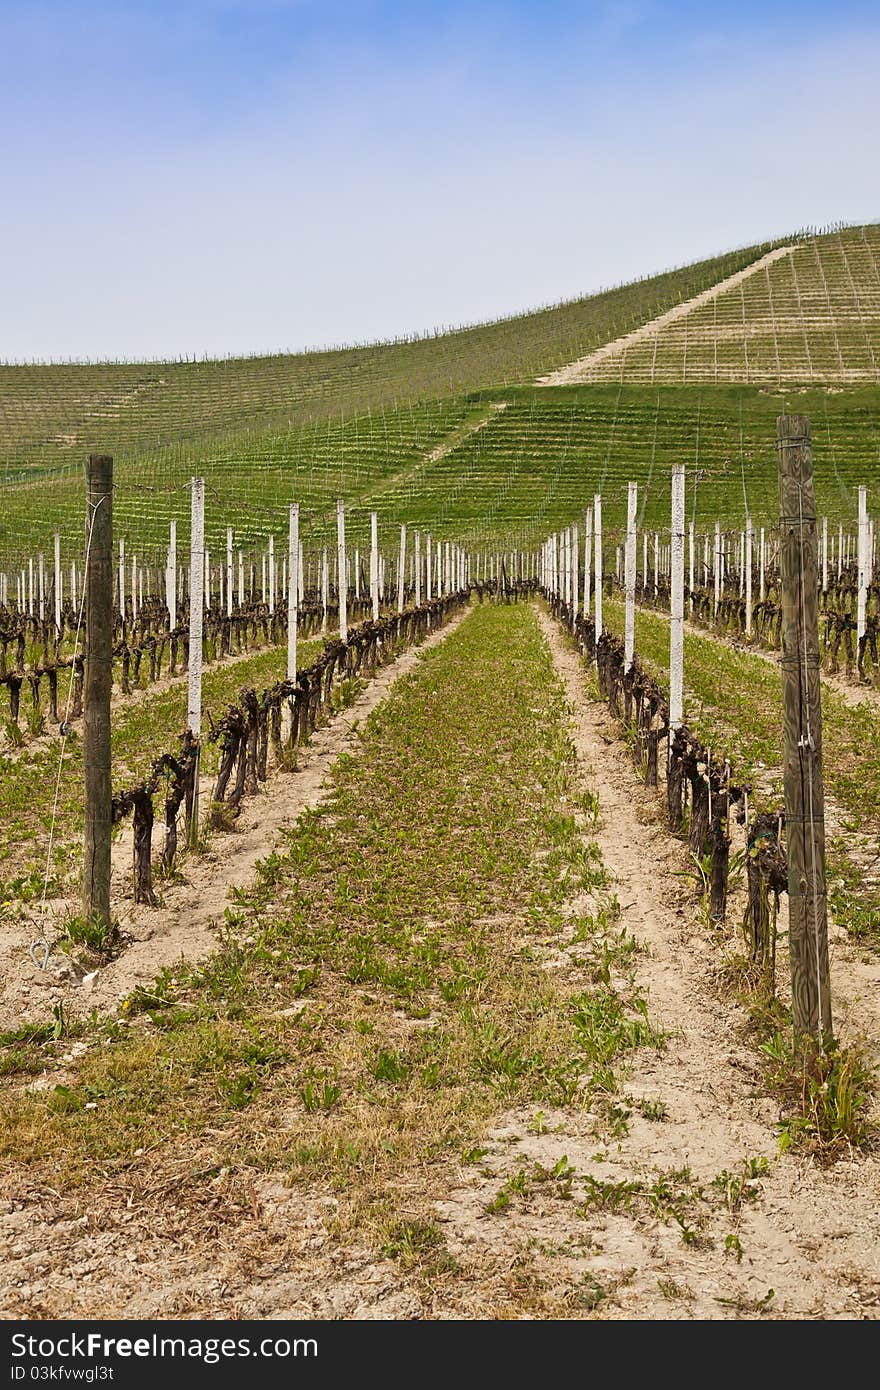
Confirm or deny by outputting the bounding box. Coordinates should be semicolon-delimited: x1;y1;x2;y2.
777;415;832;1045
82;454;113;933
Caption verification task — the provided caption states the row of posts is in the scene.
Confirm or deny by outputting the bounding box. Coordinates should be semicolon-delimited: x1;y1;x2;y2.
540;420;834;1045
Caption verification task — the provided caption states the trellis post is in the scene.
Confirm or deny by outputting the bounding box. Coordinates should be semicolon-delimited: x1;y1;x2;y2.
624;482;637;672
777;415;832;1045
593;493;603;643
187;477;205;849
82;454;114;933
337;500;348;644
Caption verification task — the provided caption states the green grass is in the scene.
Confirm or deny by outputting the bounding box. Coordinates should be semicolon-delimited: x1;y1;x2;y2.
0;602;660;1261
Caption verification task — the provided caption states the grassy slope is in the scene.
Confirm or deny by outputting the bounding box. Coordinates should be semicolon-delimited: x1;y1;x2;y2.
0;239;783;561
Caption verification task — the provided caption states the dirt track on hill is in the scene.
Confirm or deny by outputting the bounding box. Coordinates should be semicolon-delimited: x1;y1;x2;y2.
538;245;796;385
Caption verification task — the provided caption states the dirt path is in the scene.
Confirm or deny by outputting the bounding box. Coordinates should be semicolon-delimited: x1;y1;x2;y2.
0;608;470;1032
539;246;796;385
431;610;880;1318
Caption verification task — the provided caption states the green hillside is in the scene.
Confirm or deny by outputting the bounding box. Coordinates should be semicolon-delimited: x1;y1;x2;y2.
545;225;880;387
1;224;877;567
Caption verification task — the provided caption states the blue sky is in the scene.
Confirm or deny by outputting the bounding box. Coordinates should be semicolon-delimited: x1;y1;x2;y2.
2;0;879;360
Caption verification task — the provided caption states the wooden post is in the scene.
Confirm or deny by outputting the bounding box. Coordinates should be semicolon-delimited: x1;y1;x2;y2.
337;500;348;644
624;482;637;672
777;415;832;1045
187;478;205;849
583;506;592;615
426;533;432;601
670;465;685;736
82;455;113;933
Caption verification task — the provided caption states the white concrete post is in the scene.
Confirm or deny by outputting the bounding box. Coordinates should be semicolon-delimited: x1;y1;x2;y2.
593;493;603;643
397;524;407;614
187;478;205;845
624;482;637;672
53;534;62;633
321;547;329;633
857;485;869;653
370;512;379;620
745;520;753;639
670;464;685;737
337;500;347;644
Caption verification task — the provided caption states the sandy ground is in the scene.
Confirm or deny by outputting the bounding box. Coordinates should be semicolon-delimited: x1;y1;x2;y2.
0;609;469;1033
538;246;796;386
1;605;878;1319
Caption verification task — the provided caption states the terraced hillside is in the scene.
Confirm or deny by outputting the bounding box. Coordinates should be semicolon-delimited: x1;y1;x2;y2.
0;239;773;483
544;225;880;386
1;224;877;570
